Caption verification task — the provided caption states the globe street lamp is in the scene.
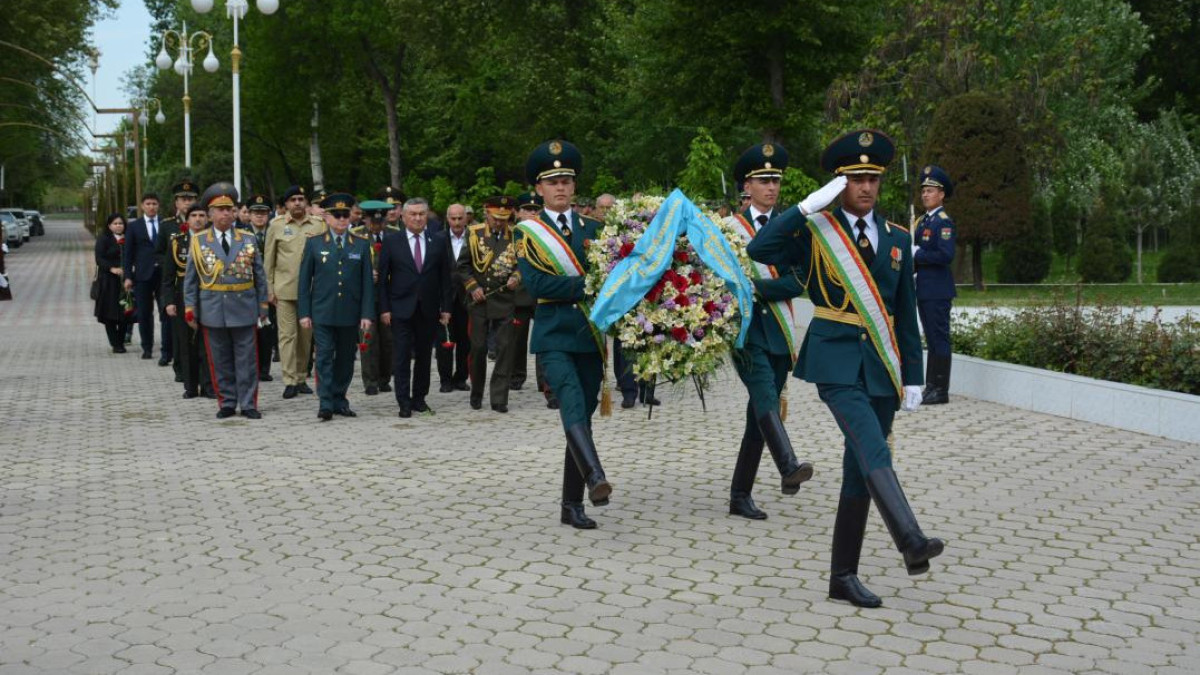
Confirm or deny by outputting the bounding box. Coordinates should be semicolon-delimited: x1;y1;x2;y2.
136;97;165;177
155;22;217;169
191;0;280;197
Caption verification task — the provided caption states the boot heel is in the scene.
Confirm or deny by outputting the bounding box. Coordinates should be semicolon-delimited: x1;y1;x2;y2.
781;462;814;495
589;481;612;506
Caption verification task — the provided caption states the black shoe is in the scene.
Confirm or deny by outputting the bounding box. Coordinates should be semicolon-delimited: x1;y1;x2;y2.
282;385;297;399
865;468;945;575
202;390;216;399
318;409;333;421
492;404;508;413
470;398;482;410
241;409;261;420
183;391;198;399
560;502;597;529
216;408;236;419
729;493;767;520
112;346;127;354
453;381;470;391
379;382;392;393
272;350;280;362
565;424;612;506
141;351;152;360
829;494;881;607
830;573;882;608
439;382;453;393
641;396;662;406
174;374;184;383
509;382;523;391
412;401;432;414
547;399;559;409
365;386;379;396
335;408;357;417
298;382;314;394
398;403;412;418
757;411;814;495
158;357;171;367
621;395;636;409
259;372;273;382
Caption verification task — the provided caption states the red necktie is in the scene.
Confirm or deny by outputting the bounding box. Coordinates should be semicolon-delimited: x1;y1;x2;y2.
413;235;423;272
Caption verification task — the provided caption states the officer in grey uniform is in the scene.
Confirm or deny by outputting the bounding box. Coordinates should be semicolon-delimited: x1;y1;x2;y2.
184;183;270;419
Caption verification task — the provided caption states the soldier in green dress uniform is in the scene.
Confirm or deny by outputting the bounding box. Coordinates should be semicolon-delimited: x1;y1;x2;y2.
748;129;945;608
725;143;815;521
298;193;375;420
515;140;613;529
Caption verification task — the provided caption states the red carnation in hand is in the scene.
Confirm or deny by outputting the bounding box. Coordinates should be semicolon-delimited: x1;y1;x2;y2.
671;326;689;342
617;241;635;259
441;340;456;349
673;250;689;264
674;293;691;307
358;342;369;353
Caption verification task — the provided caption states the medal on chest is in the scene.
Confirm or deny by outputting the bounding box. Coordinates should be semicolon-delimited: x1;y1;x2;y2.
890;246;902;271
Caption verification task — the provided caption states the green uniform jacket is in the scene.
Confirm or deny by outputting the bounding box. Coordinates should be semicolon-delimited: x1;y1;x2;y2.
298;230;375;327
736;207;806;358
747;206;923;398
515;211;601;354
457;224;517;320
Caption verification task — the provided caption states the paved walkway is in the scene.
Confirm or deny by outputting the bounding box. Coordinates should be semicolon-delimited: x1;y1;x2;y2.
1;219;1198;674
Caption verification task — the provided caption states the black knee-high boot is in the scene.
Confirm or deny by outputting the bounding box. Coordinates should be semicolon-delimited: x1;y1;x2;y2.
565;424;612;506
829;495;881;607
865;468;945;575
757;411;814;494
560;447;596;529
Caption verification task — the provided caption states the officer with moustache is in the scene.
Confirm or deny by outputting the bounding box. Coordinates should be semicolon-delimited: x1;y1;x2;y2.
515;140;612;529
265;185;326;399
749;130;944;608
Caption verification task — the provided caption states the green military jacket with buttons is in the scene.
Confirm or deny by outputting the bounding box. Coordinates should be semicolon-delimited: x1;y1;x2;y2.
747;206;923;398
515;210;602;354
297;229;375;327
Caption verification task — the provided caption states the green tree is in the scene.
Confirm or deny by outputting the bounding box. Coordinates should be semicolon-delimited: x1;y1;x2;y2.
922;93;1033;290
676;128;726;201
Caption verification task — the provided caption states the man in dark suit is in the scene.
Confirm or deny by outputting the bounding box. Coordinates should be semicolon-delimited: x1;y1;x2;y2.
123;192;173;365
377;197;453;418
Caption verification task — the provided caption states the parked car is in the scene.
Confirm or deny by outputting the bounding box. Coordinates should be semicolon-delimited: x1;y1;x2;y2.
0;209;31;242
0;212;21;248
26;210;44;236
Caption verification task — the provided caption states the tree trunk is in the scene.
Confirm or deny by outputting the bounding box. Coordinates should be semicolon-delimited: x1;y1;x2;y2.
309;98;324;193
972;240;985;291
359;34;405;190
764;46;785;143
1136;226;1144;284
383;92;401;189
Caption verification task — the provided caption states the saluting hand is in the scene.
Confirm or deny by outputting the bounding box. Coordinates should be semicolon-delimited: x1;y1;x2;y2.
799;175;848;215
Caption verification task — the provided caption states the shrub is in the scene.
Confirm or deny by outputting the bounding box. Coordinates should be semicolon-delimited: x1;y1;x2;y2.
1077;235;1132;283
951;295;1200;395
1158;245;1200;282
997;227;1052;283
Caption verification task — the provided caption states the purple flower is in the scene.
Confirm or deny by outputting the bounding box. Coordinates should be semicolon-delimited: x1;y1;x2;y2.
653;334;667;343
693;328;705;339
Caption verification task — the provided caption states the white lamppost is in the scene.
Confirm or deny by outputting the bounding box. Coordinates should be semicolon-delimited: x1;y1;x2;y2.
155;22;217;169
136;97;166;177
191;0;280;197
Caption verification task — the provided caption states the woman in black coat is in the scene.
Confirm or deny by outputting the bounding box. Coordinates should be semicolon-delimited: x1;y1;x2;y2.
94;213;131;352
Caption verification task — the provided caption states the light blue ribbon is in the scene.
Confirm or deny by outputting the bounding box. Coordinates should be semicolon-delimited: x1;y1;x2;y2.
589;189;754;347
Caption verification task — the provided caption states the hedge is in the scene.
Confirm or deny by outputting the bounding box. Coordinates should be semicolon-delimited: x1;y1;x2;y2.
950;297;1200;395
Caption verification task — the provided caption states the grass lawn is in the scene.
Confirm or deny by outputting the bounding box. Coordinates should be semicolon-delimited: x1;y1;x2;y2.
954;248;1200;306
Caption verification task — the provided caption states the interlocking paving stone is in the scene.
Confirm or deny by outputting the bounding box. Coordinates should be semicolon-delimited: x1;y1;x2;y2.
2;219;1199;673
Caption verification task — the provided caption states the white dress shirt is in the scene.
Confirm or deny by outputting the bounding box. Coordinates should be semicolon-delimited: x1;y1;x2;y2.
450;231;466;262
844;209;879;251
748;206;775;230
408;230;425;265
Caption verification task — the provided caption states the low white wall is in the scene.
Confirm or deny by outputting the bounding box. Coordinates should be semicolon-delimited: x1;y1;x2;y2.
790;298;1200;444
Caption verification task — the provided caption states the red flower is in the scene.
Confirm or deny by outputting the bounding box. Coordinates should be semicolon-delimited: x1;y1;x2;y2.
512;319;524;326
373;241;382;254
703;301;717;313
674;293;690;307
358;342;369;353
671;326;689;342
673;250;689;264
688;271;703;286
441;340;456;349
617;241;634;259
362;332;372;341
670;273;689;292
645;279;667;302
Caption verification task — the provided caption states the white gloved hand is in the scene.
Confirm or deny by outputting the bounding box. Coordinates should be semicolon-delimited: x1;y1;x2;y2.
799;175;848;215
902;385;923;412
912;243;919;258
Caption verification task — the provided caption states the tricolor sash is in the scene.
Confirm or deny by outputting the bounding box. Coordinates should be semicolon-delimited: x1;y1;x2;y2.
728;214;798;360
806;211;903;398
516;218;584;277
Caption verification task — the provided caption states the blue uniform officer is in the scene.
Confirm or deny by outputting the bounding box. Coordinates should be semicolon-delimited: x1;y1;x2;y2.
913;165;956;404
